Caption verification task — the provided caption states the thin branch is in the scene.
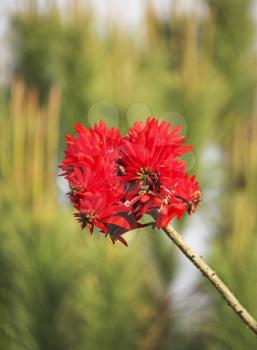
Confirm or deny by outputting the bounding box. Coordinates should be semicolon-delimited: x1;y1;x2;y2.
162;224;257;336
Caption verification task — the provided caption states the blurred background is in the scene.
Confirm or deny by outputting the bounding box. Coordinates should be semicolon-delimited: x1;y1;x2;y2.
0;0;257;349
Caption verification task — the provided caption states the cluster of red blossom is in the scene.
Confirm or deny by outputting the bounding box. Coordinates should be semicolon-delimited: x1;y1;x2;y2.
60;118;202;246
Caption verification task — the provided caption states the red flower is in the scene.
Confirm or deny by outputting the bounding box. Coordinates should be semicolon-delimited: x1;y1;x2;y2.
120;118;191;196
60;121;122;174
155;174;202;228
119;118;201;226
74;193;132;241
59;122;132;245
60;122;123;200
60;118;202;246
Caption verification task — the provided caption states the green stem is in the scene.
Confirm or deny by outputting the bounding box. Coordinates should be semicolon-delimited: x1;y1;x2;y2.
162;224;257;336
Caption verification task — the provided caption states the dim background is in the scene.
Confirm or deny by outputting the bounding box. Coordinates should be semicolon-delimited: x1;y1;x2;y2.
0;0;257;349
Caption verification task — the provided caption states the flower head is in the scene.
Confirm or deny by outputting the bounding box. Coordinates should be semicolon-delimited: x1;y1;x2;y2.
60;117;202;246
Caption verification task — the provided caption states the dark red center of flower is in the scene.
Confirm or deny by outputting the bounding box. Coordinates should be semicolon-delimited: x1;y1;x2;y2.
137;167;161;194
76;210;98;230
71;183;85;193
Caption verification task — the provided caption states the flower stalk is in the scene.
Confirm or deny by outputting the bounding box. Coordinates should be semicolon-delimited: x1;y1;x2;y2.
162;224;257;336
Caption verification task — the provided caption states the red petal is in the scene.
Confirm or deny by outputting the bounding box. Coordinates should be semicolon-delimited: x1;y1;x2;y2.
95;221;108;233
104;216;131;230
113;236;128;247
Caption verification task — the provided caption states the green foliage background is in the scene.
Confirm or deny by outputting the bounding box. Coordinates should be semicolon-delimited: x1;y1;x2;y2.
0;1;257;349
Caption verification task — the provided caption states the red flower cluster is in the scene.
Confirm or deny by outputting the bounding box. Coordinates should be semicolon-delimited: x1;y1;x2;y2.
60;118;202;246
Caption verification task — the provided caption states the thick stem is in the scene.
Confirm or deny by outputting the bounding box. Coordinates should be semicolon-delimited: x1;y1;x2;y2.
162;224;257;336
